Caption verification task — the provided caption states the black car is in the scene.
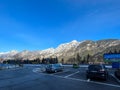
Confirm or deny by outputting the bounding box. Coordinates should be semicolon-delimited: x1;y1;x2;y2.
46;63;63;73
86;64;108;80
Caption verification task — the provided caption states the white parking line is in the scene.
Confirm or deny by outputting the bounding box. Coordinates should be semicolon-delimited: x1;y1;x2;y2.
33;68;45;73
64;71;79;78
90;80;120;88
68;77;120;88
52;74;120;88
111;74;120;83
52;70;70;75
34;69;120;88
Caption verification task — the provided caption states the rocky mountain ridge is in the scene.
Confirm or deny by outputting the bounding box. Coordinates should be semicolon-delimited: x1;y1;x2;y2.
0;39;120;63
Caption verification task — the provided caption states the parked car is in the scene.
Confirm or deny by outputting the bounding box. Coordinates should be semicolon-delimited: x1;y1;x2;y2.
86;64;108;80
114;69;120;80
46;63;63;73
73;64;79;68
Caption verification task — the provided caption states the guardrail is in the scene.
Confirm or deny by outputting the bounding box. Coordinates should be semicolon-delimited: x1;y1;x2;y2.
0;64;20;70
23;64;112;68
63;65;112;68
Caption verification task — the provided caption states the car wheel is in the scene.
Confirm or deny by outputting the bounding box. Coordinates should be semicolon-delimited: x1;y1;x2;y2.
103;76;108;81
103;77;107;81
86;75;89;79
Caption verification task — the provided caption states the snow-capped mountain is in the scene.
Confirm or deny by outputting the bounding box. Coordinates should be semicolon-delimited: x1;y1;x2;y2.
55;40;80;53
0;39;120;62
0;50;18;60
0;50;18;55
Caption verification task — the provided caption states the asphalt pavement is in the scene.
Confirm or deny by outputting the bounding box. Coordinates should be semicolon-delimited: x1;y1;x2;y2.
0;65;120;90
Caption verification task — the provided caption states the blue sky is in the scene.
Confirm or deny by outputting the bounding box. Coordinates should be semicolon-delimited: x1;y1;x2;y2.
0;0;120;51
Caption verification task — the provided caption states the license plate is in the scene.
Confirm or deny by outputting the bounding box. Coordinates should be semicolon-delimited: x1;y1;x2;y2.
91;71;97;72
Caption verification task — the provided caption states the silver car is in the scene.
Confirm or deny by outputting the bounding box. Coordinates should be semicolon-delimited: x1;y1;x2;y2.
46;63;63;73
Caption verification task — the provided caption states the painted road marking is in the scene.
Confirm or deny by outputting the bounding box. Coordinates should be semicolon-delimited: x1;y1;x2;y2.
52;74;120;88
87;79;90;82
111;74;120;83
33;68;44;73
52;70;70;75
33;69;120;88
64;71;79;78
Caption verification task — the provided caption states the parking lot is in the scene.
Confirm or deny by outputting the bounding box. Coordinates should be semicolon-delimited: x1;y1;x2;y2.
0;64;120;90
36;66;120;86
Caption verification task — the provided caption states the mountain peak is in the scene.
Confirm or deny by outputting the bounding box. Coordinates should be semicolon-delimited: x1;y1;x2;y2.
71;40;78;43
0;39;120;61
0;50;18;55
10;50;18;53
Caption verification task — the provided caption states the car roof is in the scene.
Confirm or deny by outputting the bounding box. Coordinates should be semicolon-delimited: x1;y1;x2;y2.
89;64;104;66
88;64;105;68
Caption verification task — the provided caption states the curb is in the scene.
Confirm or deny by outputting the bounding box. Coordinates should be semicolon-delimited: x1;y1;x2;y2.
111;74;120;84
33;67;46;73
0;66;22;71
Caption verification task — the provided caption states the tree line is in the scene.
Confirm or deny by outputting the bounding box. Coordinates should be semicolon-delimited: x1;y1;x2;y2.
106;49;120;54
3;49;119;65
3;57;58;64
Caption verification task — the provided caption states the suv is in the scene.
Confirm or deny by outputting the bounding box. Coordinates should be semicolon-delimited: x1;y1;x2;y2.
46;63;63;73
86;64;108;80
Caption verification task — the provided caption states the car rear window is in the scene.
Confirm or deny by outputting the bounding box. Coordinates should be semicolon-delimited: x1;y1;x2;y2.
88;65;102;71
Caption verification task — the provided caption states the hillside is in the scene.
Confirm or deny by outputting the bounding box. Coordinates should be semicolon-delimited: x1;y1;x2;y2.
0;39;120;63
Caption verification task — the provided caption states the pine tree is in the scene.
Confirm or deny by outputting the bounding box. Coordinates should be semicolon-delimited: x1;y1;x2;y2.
109;50;113;54
55;56;58;63
76;53;81;64
82;57;86;64
86;54;90;63
119;50;120;53
114;49;117;53
42;58;45;64
61;58;64;64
